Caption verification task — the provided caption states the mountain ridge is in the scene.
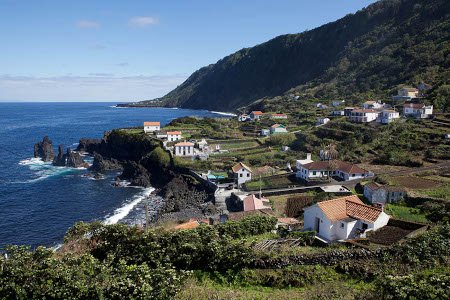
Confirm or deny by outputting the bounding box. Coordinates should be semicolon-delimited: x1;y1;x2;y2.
126;0;450;112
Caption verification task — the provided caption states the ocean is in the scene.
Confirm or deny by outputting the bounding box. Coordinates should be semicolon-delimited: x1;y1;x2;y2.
0;102;231;249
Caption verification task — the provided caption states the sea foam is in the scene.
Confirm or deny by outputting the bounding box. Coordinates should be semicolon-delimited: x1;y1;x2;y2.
104;187;155;225
211;111;237;117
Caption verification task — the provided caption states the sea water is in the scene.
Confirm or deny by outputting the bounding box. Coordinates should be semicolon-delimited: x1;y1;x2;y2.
0;102;227;248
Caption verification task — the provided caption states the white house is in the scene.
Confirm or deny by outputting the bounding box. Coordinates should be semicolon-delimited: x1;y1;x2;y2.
332;100;345;107
174;142;194;156
167;131;182;142
270;124;288;134
296;153;313;170
378;109;400;124
364;182;406;205
403;103;433;118
362;101;384;110
344;107;355;117
303;195;390;242
197;139;208;150
144;122;160;133
232;162;253;186
296;160;371;182
271;113;288;119
315;103;328;109
243;194;271;212
445;133;450;139
261;129;270;136
332;110;345;116
392;87;420;101
348;109;379;123
238;114;250;122
317;117;330;125
250;111;264;120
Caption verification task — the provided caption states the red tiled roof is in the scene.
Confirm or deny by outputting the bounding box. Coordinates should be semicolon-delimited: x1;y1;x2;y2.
270;123;285;128
404;103;425;109
301;160;369;174
271;113;287;117
251;111;263;115
316;195;383;223
243;194;271;212
167;131;181;135
277;217;301;225
232;162;253;173
175;142;194;147
144;122;160;126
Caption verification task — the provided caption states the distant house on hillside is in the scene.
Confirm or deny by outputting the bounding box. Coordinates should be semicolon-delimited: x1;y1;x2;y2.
403;103;433;119
296;153;313;170
378;109;400;124
238;114;250;122
317;117;330;125
250;111;264;120
243;194;271;212
232;162;253;186
364;182;406;204
174;142;194;156
303;195;390;242
271;113;288;119
296;160;372;182
392;87;420;101
344;107;355;117
270;124;288;134
144;122;160;133
261;129;270;136
348;109;379;123
315;103;328;109
332;100;345;107
331;110;345;116
167;131;182;142
362;101;384;110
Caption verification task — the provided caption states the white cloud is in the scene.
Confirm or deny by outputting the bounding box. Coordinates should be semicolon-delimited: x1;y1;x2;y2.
128;16;159;28
77;20;100;29
0;74;187;102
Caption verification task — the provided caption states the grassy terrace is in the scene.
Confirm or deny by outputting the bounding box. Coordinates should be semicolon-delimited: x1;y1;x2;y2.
385;204;429;223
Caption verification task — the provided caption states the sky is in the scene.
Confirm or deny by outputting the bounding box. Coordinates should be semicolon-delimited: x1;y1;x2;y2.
0;0;376;102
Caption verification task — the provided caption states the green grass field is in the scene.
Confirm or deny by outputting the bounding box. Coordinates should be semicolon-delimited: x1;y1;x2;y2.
385;204;428;223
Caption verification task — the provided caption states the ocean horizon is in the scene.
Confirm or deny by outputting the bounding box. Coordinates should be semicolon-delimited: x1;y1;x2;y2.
0;102;229;248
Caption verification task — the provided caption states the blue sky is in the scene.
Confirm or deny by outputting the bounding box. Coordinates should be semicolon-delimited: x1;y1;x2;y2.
0;0;376;102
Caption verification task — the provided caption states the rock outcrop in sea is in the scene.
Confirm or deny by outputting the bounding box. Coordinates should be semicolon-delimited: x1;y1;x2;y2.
35;137;88;168
34;136;55;162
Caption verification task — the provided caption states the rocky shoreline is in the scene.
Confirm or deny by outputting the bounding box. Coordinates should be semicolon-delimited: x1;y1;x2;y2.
34;131;215;224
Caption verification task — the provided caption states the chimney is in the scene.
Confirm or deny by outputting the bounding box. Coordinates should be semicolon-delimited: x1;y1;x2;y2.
306;153;312;160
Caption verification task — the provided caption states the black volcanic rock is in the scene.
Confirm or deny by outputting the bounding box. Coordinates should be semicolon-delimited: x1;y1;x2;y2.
34;136;55;161
66;149;89;168
77;138;102;153
119;161;151;187
90;153;121;172
53;145;66;166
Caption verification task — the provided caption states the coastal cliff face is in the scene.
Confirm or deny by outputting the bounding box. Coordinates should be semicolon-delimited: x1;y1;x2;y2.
34;136;55;162
77;130;213;215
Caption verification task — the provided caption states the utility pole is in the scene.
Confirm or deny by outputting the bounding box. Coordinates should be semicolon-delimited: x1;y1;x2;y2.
144;203;149;231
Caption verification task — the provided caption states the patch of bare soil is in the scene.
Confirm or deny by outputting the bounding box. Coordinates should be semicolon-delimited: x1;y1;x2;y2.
392;176;442;189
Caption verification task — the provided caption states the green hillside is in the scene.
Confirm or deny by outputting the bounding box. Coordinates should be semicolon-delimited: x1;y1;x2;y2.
131;0;450;112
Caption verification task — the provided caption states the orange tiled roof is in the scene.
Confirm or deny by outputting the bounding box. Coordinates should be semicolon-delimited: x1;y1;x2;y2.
175;142;194;147
271;113;287;117
404;103;425;109
251;111;263;115
232;162;253;173
144;122;160;126
174;220;200;230
277;217;301;225
316;195;383;223
270;123;285;128
167;131;182;135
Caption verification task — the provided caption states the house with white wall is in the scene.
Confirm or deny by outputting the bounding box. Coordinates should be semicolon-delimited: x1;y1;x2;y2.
174;142;194;156
364;182;406;204
317;117;330;125
270;124;288;134
378;109;400;124
303;195;390;242
271;113;288;119
250;111;264;120
362;101;384;110
296;160;371;182
232;162;253;186
296;153;313;170
167;131;182;142
332;100;345;107
144;122;160;133
348;109;379;123
238;114;250;122
403;103;433;119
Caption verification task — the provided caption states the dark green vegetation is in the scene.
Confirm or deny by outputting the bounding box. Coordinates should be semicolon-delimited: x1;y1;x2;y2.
1;216;449;299
130;0;450;112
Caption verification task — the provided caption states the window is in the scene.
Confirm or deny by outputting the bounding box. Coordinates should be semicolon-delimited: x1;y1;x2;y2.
352;174;355;177
247;173;250;177
240;174;243;177
312;171;316;175
340;223;344;228
362;223;368;230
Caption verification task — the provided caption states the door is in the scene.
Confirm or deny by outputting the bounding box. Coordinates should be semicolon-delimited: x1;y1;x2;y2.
315;217;320;233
